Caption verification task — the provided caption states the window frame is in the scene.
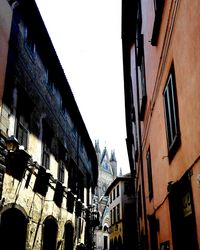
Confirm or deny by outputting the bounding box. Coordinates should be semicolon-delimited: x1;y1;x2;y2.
146;148;153;201
113;206;116;224
58;160;65;183
16;116;28;150
42;142;50;169
136;33;147;120
163;64;180;161
110;193;112;204
15;88;32;150
116;204;120;222
113;188;116;201
116;185;119;197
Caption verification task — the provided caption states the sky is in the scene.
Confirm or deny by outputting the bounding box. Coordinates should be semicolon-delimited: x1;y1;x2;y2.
35;0;130;175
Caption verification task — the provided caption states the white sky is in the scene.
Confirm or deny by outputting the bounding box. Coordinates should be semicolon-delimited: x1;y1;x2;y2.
35;0;130;175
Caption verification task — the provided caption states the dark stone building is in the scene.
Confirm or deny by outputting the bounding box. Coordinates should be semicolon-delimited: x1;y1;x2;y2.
0;0;98;249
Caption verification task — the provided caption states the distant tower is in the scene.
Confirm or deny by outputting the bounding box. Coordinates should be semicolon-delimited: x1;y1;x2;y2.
110;150;117;179
93;140;117;250
95;139;101;164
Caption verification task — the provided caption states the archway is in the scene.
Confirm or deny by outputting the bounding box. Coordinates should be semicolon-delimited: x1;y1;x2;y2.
42;216;58;250
0;207;28;250
64;222;74;250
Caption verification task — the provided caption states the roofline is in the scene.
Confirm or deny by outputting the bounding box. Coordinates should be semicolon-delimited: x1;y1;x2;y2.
17;0;98;183
105;175;132;196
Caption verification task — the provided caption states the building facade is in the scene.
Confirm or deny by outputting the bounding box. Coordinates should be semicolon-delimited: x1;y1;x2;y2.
0;1;98;250
105;174;137;250
92;140;117;250
122;0;200;249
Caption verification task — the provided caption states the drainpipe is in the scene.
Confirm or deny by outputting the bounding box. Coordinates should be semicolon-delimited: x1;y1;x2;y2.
134;46;149;250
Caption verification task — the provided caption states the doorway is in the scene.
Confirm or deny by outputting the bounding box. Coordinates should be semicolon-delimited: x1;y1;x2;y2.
42;216;58;250
168;172;198;250
64;222;74;250
0;207;28;250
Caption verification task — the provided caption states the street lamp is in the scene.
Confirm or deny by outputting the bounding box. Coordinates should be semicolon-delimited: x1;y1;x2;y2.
5;135;19;152
5;135;30;181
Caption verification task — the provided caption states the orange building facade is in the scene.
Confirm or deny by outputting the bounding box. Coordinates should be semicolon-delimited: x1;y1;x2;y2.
122;0;200;249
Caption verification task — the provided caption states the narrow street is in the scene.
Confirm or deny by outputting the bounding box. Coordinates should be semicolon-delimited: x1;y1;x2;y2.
0;0;200;250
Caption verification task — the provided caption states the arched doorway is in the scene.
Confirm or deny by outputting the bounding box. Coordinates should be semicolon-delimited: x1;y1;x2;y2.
42;216;58;250
64;222;74;250
0;207;28;250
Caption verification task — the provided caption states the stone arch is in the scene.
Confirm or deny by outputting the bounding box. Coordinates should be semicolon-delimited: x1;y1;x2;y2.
0;205;28;250
42;215;58;250
64;220;74;250
0;202;28;219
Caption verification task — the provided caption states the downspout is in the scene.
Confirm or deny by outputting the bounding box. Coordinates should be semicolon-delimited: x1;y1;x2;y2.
134;46;149;250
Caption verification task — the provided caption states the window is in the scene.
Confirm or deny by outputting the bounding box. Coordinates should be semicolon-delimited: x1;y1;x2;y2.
146;148;153;200
113;189;115;200
137;0;142;32
136;34;147;120
113;207;116;224
135;1;147;120
58;161;65;183
42;121;52;170
57;143;67;183
42;143;50;169
110;210;112;225
116;185;119;197
16;88;32;150
103;162;109;171
163;64;180;161
110;193;112;204
151;0;164;45
16;116;28;149
116;204;120;222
